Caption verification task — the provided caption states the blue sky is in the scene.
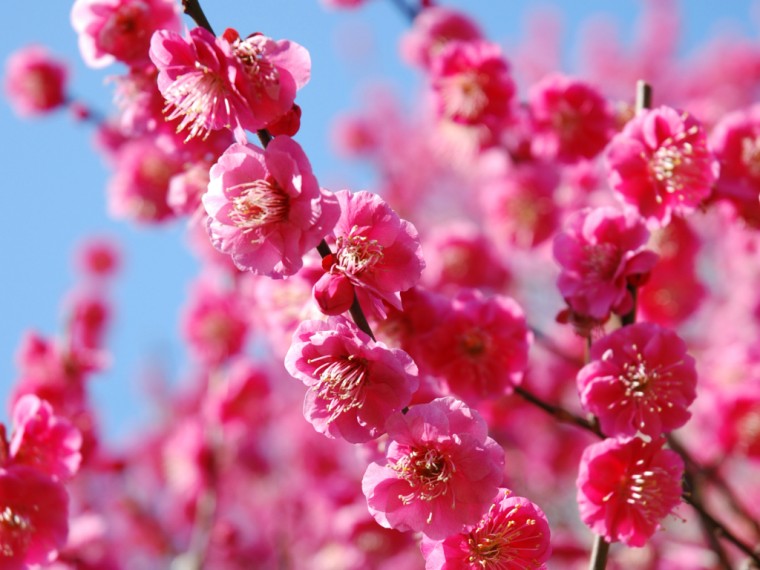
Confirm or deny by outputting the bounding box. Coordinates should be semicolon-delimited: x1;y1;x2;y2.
1;1;756;441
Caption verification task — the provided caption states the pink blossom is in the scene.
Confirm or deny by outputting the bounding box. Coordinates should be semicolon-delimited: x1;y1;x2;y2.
362;397;504;540
4;45;68;116
9;395;82;481
479;152;561;248
74;237;120;278
430;40;515;146
203;136;339;277
606;106;719;227
0;466;69;569
107;135;183;224
716;387;760;459
285;316;418;443
419;289;532;404
71;0;180;68
553;207;659;322
400;7;482;70
315;190;424;319
150;27;310;142
710;103;760;227
180;276;248;367
578;323;697;438
421;489;551;569
577;436;683;547
528;73;614;163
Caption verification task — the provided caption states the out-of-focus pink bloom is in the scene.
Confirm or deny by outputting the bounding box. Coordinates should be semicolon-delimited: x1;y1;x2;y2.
400;7;482;70
65;290;110;350
422;223;510;293
9;395;82;481
74;237;120;278
577;436;683;547
285;316;418;443
207;358;271;430
638;217;706;326
331;113;379;157
528;73;614;163
716;387;760;459
107;136;182;224
71;0;180;68
479;152;561;248
203;137;339;277
362;397;504;540
0;466;69;569
315;190;424;319
430;40;515;148
180;277;248;367
150;27;310;142
320;0;366;9
4;45;68;116
606;106;719;228
421;488;551;569
553;207;659;322
578;323;697;438
419;289;531;404
710;103;760;227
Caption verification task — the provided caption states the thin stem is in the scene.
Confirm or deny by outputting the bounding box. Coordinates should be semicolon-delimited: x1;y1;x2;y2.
387;0;420;21
620;284;637;326
589;535;610;570
682;467;733;570
513;386;602;437
635;79;653;112
182;0;215;35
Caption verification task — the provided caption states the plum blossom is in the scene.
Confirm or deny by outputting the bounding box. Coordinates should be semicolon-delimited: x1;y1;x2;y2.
528;73;614;163
71;0;180;68
4;45;68;117
606;105;719;228
0;466;69;569
577;436;683;547
716;386;760;459
9;395;82;481
285;316;418;443
150;27;310;142
203;136;339;278
400;6;482;70
419;289;532;404
362;397;504;540
553;207;659;322
577;322;697;438
420;489;551;569
430;39;515;147
314;190;424;319
710;103;760;227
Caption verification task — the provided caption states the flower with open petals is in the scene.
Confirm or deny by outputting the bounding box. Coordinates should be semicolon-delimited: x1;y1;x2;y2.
315;190;424;318
285;316;418;443
203;136;339;277
553;207;659;322
578;322;697;438
150;27;309;143
362;397;504;540
606;106;718;228
577;436;683;547
421;488;551;569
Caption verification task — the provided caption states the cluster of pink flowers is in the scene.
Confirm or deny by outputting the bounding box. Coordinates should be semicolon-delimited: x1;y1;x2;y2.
8;0;760;568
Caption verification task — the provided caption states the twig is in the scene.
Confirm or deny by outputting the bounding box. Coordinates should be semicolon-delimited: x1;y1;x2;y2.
182;0;215;35
589;535;610;570
513;386;602;437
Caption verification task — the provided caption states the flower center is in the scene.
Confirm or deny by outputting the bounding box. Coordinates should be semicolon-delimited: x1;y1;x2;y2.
581;243;620;281
335;229;384;275
468;508;540;569
0;505;32;558
393;446;455;506
232;36;281;100
741;135;760;178
229;178;290;235
308;354;369;422
624;462;673;525
647;123;710;203
163;64;228;141
460;328;490;358
440;71;489;121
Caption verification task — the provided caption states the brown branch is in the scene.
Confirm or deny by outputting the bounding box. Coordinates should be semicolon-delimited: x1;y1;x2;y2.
182;0;215;35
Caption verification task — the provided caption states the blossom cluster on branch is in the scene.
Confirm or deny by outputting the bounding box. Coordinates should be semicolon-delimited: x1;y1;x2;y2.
3;0;760;568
